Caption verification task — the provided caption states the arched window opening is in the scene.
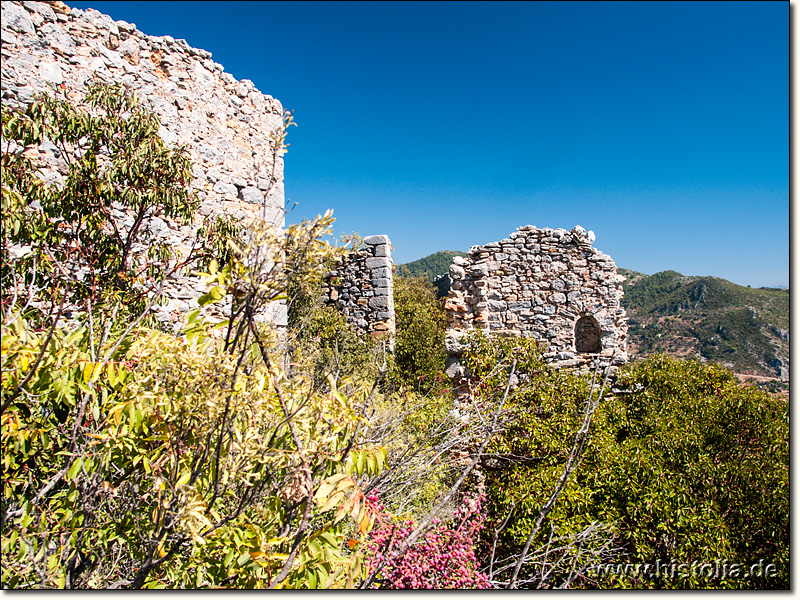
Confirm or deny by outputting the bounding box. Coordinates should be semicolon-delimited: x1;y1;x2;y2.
575;316;601;353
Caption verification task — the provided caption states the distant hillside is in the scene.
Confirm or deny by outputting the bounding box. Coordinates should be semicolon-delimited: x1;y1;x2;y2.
395;250;468;297
619;269;789;381
395;250;468;281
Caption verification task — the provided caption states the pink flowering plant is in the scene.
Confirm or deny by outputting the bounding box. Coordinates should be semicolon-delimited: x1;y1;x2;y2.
362;491;490;589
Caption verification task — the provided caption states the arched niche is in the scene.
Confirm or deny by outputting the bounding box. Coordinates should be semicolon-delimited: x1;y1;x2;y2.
575;316;601;354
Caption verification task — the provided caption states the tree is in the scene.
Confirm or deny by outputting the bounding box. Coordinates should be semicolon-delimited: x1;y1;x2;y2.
1;82;202;312
1;84;384;589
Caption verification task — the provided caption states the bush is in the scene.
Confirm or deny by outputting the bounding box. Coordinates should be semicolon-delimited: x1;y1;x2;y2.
1;304;391;589
364;491;489;589
391;275;448;394
472;344;789;589
1;83;198;310
588;356;789;588
1;83;386;589
285;240;386;388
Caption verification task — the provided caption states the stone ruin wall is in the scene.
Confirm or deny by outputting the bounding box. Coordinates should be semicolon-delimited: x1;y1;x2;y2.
322;235;396;348
1;1;287;329
444;225;628;387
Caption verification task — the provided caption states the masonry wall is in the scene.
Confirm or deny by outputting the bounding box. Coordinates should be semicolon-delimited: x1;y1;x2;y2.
444;225;628;383
1;1;286;328
322;235;396;347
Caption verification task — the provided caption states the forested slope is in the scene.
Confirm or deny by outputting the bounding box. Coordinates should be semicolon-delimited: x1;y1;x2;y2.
619;269;789;380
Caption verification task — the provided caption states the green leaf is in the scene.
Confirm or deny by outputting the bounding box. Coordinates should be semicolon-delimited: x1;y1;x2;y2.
68;458;82;481
198;285;226;307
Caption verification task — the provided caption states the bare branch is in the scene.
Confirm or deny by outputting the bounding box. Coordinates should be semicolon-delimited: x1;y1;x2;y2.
506;366;611;589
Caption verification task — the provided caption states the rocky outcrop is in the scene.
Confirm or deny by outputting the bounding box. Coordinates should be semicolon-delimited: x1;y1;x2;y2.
444;225;628;391
322;235;395;348
1;1;287;329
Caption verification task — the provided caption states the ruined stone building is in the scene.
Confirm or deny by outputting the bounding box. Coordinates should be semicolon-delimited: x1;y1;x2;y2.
1;2;628;364
443;225;628;385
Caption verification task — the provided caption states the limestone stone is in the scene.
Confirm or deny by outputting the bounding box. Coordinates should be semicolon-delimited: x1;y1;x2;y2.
212;181;238;198
365;256;391;270
363;234;389;245
444;331;469;355
239;186;263;205
38;61;63;84
450;264;465;279
2;2;34;34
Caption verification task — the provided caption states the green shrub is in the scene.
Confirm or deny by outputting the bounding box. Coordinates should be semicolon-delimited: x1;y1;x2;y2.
473;346;789;589
1;83;197;311
391;275;448;394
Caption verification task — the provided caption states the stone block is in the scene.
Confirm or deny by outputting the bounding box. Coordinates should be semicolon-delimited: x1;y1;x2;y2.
363;234;389;245
488;300;507;312
445;356;465;379
368;295;389;309
445;331;469;355
240;186;263;204
212;181;237;198
365;256;391;270
450;264;465;279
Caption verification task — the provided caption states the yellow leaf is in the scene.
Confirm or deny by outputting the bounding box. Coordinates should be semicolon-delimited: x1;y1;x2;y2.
357;513;370;535
82;362;95;385
320;490;345;512
313;473;351;503
107;362;117;387
267;537;289;546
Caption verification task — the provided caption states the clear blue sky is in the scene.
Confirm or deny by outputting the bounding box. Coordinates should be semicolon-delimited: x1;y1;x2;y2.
68;1;789;288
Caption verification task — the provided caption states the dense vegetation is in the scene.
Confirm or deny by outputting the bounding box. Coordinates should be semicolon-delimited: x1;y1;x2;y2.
395;250;468;282
466;335;788;588
1;85;789;589
391;276;449;394
395;250;468;297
